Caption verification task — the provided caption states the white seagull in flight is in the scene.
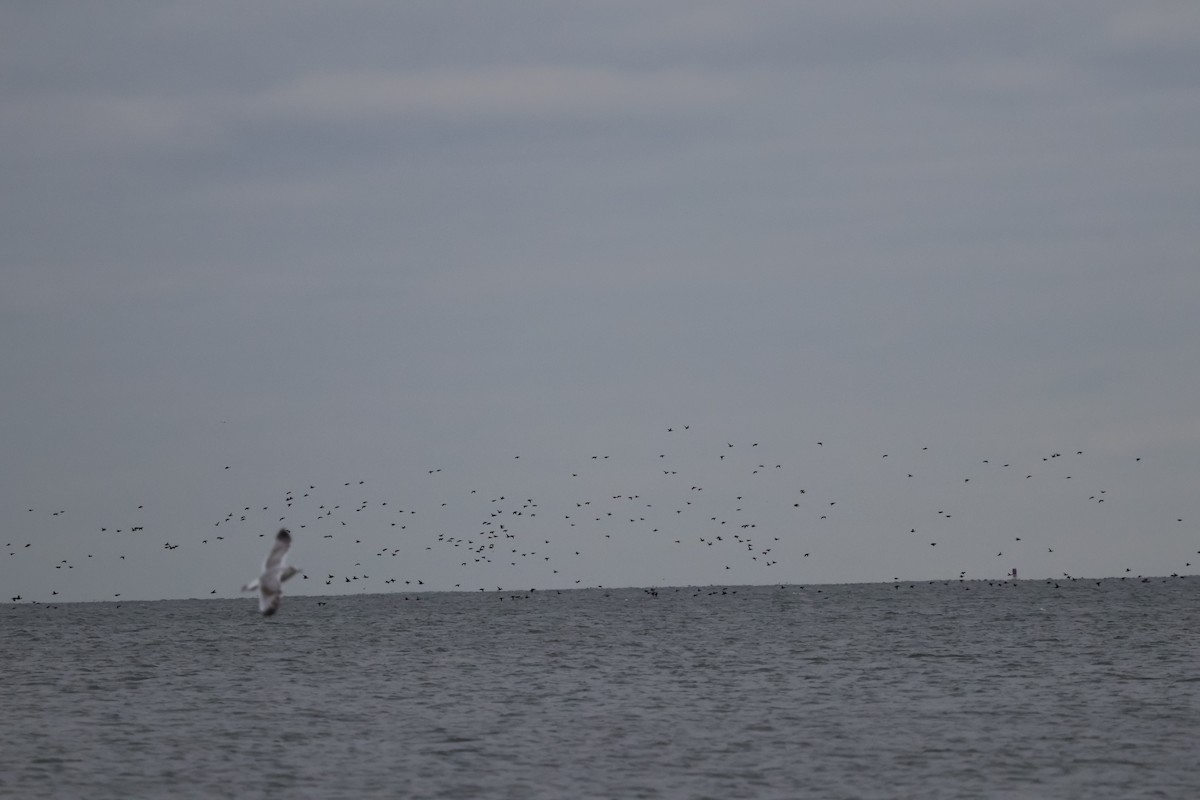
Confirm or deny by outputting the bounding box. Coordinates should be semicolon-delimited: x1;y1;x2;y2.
242;528;301;616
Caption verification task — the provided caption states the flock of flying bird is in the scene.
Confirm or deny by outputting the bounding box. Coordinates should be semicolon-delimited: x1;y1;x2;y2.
4;424;1195;612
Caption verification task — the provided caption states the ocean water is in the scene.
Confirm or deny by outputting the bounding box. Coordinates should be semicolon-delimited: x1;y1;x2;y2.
3;578;1198;799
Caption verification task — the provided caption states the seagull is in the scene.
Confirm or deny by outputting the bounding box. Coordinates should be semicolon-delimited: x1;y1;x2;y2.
242;528;301;616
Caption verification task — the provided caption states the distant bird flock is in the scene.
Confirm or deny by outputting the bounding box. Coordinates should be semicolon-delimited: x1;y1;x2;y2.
5;424;1194;608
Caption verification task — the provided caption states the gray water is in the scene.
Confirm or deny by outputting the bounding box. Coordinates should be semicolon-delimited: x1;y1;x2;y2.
3;578;1199;799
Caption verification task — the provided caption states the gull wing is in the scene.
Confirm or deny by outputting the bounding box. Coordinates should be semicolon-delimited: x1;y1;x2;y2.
263;529;291;571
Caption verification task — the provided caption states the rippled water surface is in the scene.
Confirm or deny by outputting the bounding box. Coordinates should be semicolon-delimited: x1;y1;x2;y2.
3;579;1199;799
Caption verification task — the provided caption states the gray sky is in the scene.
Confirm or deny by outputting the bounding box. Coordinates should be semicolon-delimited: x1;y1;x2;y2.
3;1;1199;603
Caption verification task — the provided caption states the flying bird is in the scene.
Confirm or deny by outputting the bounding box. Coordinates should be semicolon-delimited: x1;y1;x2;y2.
242;528;301;616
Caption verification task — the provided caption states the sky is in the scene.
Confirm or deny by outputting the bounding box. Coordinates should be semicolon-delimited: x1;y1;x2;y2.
3;1;1199;603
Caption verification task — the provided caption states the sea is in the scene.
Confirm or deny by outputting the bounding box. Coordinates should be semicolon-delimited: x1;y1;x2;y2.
3;578;1198;799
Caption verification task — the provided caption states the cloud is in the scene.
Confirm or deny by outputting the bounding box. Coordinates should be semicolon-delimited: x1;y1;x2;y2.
262;65;745;122
0;93;224;160
1104;4;1200;48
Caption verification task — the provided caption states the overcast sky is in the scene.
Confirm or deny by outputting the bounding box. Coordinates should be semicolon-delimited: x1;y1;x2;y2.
3;1;1199;603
